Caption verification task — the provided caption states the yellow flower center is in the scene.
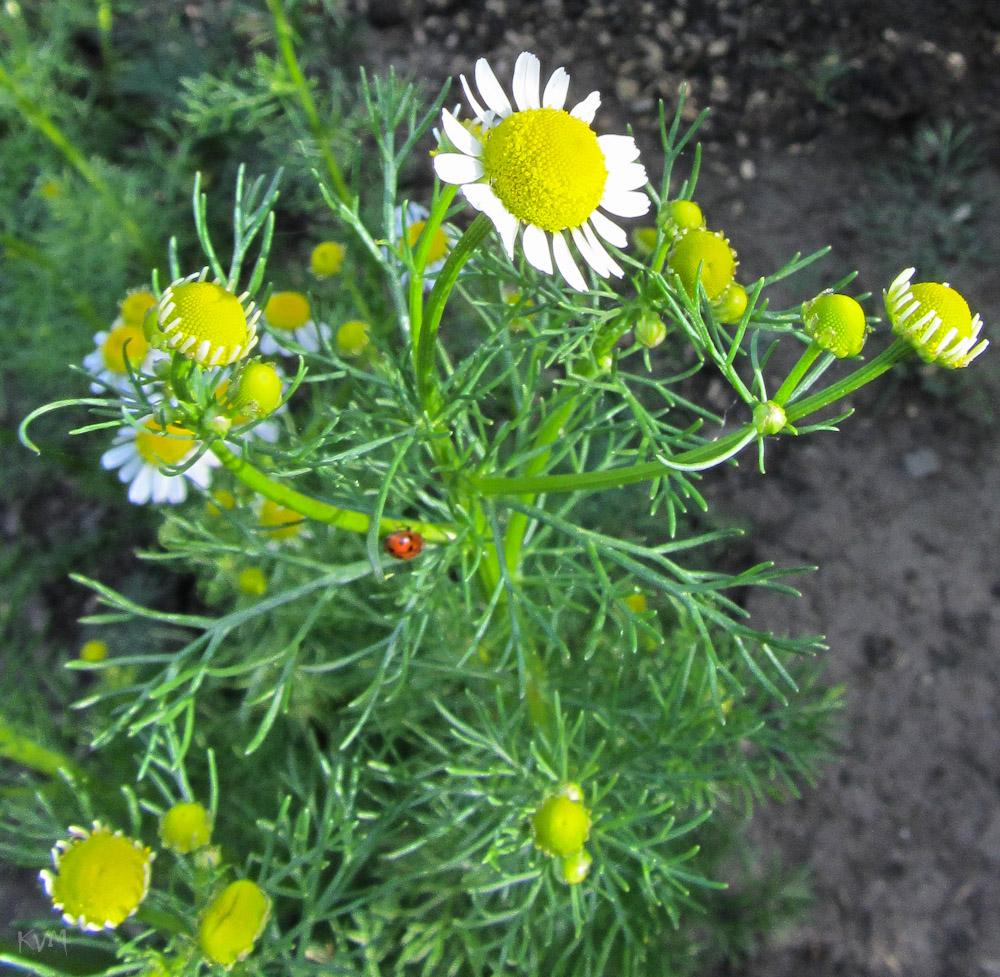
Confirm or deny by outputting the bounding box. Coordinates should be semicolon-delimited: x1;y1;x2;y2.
101;324;149;374
162;282;249;360
668;229;736;301
482;108;607;232
134;421;197;467
160;802;212;853
50;830;152;928
120;290;158;326
259;498;305;539
907;282;973;347
265;291;311;331
406;220;450;264
310;241;345;277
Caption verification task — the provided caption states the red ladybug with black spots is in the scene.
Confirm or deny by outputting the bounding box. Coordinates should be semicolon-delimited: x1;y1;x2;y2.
383;528;424;560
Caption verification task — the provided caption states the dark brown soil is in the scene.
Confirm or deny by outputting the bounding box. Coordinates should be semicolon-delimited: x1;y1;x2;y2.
350;2;1000;975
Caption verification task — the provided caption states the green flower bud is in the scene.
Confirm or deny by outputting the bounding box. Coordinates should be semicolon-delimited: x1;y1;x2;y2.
159;802;212;854
199;880;270;970
559;847;593;885
753;400;786;436
801;291;867;358
635;310;668;349
713;282;748;325
531;784;590;858
667;228;737;301
233;361;284;418
336;320;371;358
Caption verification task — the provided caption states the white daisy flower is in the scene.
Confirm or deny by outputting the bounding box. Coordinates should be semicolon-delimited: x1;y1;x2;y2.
390;202;458;290
883;268;988;369
83;318;166;394
258;290;332;355
101;417;220;505
433;52;650;291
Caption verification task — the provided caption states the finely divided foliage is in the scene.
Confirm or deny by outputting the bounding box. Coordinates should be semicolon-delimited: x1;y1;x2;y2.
3;10;988;977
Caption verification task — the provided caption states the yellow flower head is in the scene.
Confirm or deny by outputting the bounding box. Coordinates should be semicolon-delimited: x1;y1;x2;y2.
310;241;346;278
79;639;108;662
159;802;212;854
155;269;260;367
801;291;867;358
264;291;312;332
100;322;150;375
259;498;305;540
531;783;590;857
134;419;198;469
199;879;271;970
120;289;158;328
336;320;371;358
884;268;988;368
237;567;268;596
40;823;154;931
667;228;737;301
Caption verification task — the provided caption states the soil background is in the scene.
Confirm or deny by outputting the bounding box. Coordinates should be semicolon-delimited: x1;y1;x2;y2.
351;2;1000;975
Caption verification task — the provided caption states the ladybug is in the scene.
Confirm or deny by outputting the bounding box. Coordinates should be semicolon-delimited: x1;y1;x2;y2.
383;528;424;560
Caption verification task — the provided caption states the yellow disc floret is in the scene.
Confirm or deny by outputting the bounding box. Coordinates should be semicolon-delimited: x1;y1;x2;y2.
135;420;197;468
884;268;988;368
265;291;311;332
668;228;737;301
101;324;150;374
41;823;154;931
199;880;271;970
157;271;258;367
801;291;867;358
482;108;607;232
159;802;213;854
310;241;346;278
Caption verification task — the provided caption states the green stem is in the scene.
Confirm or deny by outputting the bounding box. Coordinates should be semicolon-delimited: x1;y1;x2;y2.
785;338;913;423
0;61;151;260
0;714;80;778
773;341;823;406
265;0;351;206
416;213;492;410
210;442;457;543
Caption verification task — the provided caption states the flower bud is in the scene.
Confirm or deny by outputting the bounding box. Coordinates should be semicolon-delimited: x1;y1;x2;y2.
238;567;268;596
559;847;593;885
199;880;270;970
667;228;737;301
336;320;371;358
713;282;748;325
531;784;590;858
801;291;866;358
660;199;705;236
159;802;212;854
635;310;668;349
233;361;284;418
310;241;346;278
753;400;786;436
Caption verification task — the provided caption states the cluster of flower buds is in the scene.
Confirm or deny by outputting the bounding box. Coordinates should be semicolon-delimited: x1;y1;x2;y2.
531;783;593;885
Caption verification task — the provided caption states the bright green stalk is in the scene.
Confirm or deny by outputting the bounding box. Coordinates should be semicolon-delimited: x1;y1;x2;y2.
209;441;457;543
772;341;824;406
0;61;151;260
0;713;80;778
265;0;351;206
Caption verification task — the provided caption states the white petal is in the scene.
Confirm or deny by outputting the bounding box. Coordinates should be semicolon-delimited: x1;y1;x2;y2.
433;153;485;185
462;184;520;257
118;456;143;483
542;67;570;110
552;231;588;292
441;109;482;157
598;134;641;165
571;226;609;278
475;58;512;118
570;91;601;123
459;74;486;121
512;52;541;111
582;221;623;278
610;161;648;193
129;466;154;504
102;443;135;469
150;472;172;504
600;188;651;218
522;223;553;274
186;462;213;490
589;209;628;248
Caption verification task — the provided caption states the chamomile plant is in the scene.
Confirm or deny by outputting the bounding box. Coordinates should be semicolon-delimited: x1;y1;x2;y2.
8;20;989;977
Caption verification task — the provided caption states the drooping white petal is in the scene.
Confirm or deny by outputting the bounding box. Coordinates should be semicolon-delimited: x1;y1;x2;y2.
462;184;519;257
186;461;213;489
611;161;648;193
151;471;172;504
600;187;651;218
118;455;143;484
552;230;588;291
522;223;553;274
582;221;623;278
588;209;628;248
598;134;642;165
101;442;136;469
459;74;487;121
542;67;570;110
512;52;541;111
571;226;610;279
433;153;485;185
441;109;483;157
570;91;601;123
129;466;154;504
475;58;513;118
